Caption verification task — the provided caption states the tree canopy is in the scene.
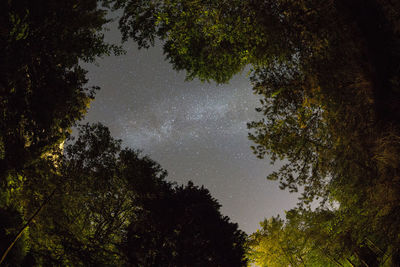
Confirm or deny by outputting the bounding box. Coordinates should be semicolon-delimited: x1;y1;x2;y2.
115;0;400;264
124;181;247;267
1;1;249;265
1;124;247;266
2;0;400;265
0;0;121;182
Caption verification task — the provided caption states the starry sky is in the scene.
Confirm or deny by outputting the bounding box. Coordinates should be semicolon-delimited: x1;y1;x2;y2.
82;21;298;234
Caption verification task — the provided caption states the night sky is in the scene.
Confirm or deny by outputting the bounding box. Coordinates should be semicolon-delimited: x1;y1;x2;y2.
82;21;298;234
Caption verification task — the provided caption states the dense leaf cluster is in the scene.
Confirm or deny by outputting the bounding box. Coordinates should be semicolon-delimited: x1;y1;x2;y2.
0;0;120;182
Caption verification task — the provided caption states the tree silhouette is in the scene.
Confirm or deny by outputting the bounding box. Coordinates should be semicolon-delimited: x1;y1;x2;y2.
2;124;247;266
0;0;121;181
124;181;247;267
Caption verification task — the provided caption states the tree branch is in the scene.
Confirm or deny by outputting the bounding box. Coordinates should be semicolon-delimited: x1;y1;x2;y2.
0;188;57;264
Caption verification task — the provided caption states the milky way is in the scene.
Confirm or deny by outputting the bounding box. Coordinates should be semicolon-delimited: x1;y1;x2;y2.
82;22;298;233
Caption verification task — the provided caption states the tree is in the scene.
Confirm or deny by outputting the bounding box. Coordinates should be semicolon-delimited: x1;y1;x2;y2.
114;0;400;262
1;2;248;264
20;123;165;265
0;2;123;261
111;0;288;83
246;2;400;261
3;123;247;266
247;208;391;267
124;181;247;267
247;216;306;267
0;0;122;181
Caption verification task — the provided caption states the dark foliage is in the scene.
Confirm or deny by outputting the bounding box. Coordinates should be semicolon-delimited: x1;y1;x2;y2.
3;124;247;266
0;0;120;181
115;0;400;264
124;181;247;267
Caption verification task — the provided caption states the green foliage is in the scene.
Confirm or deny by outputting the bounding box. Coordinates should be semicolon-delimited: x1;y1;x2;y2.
115;0;400;264
1;1;248;265
1;0;400;265
113;0;287;83
246;213;332;267
3;123;247;266
0;207;27;266
247;207;393;266
0;0;122;181
25;124;130;265
246;1;400;263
